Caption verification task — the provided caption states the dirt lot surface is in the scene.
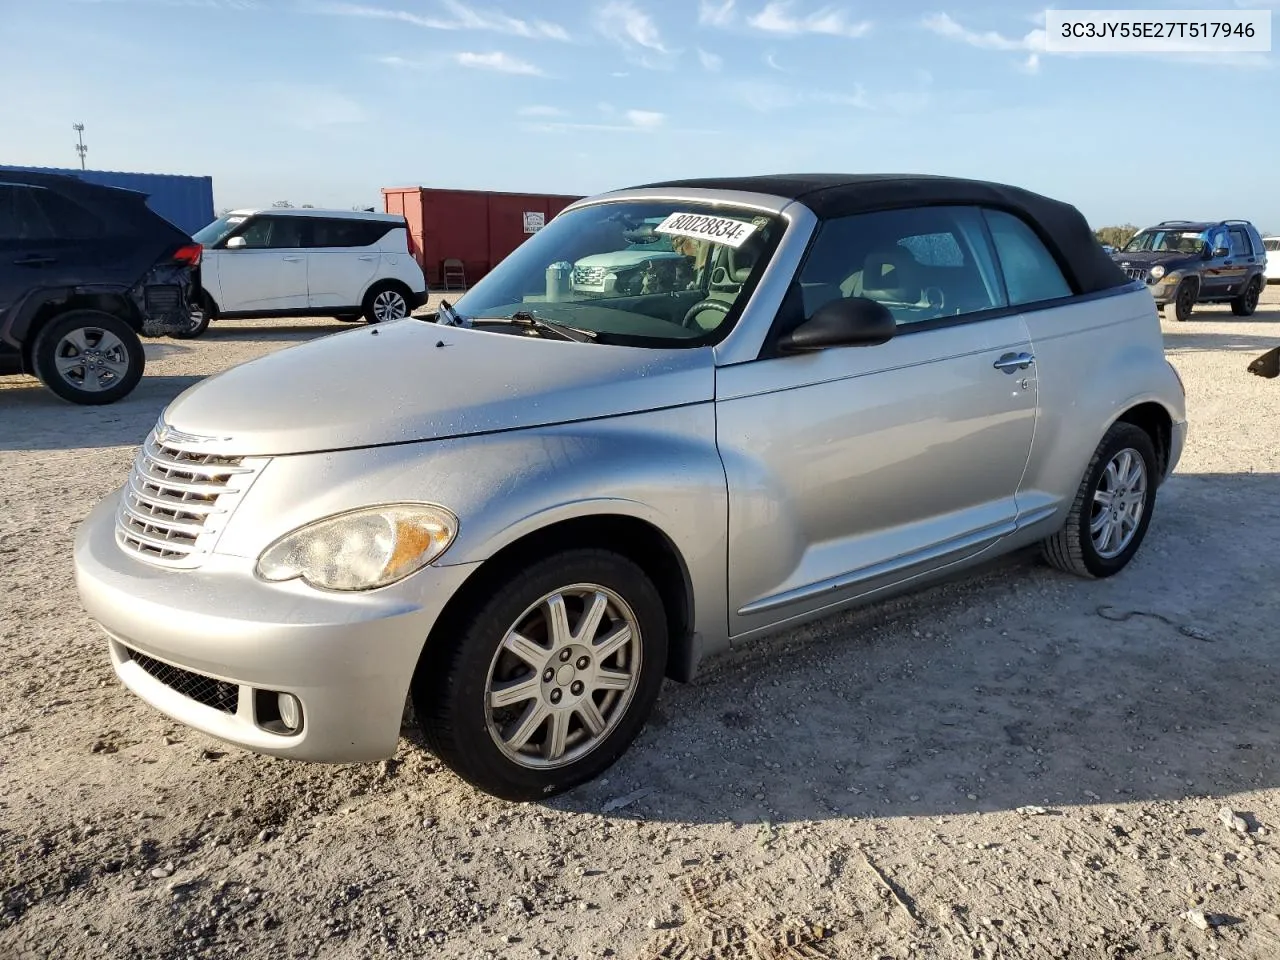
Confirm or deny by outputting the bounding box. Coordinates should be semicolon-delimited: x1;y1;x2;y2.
3;289;1280;960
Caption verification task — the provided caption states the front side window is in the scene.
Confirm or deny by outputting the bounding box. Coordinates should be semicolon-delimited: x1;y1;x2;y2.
236;216;303;249
451;201;784;346
983;208;1073;306
796;205;1006;326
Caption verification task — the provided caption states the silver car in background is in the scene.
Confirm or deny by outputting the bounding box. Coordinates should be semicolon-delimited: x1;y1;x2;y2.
74;174;1187;801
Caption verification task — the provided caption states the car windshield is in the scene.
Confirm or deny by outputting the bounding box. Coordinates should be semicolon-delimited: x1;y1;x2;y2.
448;200;784;347
1123;229;1208;255
193;213;248;247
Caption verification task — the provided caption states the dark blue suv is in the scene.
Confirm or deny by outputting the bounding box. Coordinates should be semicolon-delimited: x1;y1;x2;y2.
1112;219;1267;322
0;171;199;404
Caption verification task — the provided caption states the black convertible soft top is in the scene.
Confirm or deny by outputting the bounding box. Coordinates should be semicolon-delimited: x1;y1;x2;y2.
628;173;1130;297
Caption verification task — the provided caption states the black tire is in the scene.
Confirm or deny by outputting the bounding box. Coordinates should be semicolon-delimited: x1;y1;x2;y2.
1231;276;1262;317
1041;422;1158;579
362;283;412;324
1163;278;1197;322
169;308;210;340
31;310;145;405
413;549;669;801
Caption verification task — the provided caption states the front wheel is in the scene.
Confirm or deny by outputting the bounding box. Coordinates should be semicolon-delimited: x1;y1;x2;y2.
31;310;145;405
1163;279;1197;322
413;549;669;801
1041;422;1158;579
1231;277;1262;317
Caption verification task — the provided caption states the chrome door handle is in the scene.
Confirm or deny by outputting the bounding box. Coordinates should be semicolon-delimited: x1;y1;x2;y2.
358;255;377;261
282;256;303;262
994;351;1035;373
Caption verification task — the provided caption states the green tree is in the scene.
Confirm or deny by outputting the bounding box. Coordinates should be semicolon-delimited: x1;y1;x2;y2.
1094;224;1139;249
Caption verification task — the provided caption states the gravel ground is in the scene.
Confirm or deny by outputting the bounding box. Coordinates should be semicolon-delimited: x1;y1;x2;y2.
3;289;1280;960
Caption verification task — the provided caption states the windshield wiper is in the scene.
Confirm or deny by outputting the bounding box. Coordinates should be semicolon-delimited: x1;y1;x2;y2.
434;299;467;327
467;311;598;343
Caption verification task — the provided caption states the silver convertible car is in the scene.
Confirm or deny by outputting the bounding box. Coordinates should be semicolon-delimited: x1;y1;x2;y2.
74;175;1187;801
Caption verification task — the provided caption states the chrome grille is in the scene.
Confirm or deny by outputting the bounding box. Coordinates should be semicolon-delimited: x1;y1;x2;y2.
115;431;261;568
573;265;608;286
1121;266;1150;283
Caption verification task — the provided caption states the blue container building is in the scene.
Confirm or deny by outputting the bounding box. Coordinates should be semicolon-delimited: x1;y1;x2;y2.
0;164;215;235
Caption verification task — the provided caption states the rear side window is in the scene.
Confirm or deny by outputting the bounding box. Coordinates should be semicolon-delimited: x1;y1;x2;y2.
0;185;56;241
33;189;105;239
796;205;1007;327
982;209;1073;306
1227;226;1251;257
307;218;393;248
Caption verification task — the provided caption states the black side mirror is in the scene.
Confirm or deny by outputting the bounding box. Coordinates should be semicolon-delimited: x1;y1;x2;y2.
777;296;896;353
1212;246;1231;259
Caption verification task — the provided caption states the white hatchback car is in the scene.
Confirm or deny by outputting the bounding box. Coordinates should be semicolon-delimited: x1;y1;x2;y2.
1264;236;1279;283
179;208;429;338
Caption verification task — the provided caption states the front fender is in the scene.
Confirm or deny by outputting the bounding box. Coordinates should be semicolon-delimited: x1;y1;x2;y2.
214;404;731;659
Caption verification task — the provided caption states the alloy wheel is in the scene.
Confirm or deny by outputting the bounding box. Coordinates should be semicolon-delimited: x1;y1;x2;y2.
372;290;408;322
484;584;642;770
1090;447;1148;559
53;327;131;392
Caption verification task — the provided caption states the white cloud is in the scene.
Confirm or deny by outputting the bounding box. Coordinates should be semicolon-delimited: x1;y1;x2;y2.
698;47;724;71
921;12;1042;51
522;106;672;134
518;104;566;117
698;0;737;26
454;50;545;75
765;52;784;71
316;1;569;41
625;109;665;128
1019;52;1041;74
747;2;872;38
723;74;929;114
594;0;668;52
266;84;367;129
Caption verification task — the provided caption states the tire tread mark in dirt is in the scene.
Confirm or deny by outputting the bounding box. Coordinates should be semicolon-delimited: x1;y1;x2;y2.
635;869;836;960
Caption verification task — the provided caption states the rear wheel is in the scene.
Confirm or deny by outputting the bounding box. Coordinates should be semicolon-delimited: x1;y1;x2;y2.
413;549;668;801
362;283;411;324
31;310;145;405
1163;279;1197;322
1041;422;1158;579
1231;276;1262;317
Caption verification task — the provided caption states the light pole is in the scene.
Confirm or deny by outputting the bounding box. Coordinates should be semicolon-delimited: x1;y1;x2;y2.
73;123;87;170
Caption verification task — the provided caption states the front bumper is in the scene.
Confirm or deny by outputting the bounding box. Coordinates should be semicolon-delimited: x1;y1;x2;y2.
73;492;480;763
1167;419;1188;481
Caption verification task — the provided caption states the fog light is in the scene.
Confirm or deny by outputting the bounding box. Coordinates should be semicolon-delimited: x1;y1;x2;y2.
277;693;302;732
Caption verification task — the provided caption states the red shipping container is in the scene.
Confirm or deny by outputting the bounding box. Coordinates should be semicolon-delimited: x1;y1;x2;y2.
382;186;584;288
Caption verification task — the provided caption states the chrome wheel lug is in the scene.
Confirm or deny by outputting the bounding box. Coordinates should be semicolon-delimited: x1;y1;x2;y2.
549;689;562;704
559;649;572;663
543;668;555;682
576;656;590;670
571;681;584;696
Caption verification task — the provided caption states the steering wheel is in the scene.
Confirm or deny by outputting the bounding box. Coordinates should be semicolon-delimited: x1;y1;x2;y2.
682;299;731;330
922;286;945;312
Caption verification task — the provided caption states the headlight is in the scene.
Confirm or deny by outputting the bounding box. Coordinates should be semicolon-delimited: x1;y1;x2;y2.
256;504;458;591
1149;265;1166;280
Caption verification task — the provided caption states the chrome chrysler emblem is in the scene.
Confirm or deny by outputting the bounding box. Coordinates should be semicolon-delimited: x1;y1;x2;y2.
154;418;231;445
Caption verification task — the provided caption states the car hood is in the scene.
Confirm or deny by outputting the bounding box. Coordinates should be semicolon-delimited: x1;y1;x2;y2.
1112;250;1200;271
575;249;685;270
160;319;715;457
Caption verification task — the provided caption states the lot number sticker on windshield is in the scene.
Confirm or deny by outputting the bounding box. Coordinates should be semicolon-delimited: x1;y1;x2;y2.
654;212;760;249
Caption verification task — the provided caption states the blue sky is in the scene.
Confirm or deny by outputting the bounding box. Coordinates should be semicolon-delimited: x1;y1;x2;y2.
2;0;1277;230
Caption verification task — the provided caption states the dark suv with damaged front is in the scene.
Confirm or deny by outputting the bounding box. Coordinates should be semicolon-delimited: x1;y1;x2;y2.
1;171;200;404
1112;219;1267;322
